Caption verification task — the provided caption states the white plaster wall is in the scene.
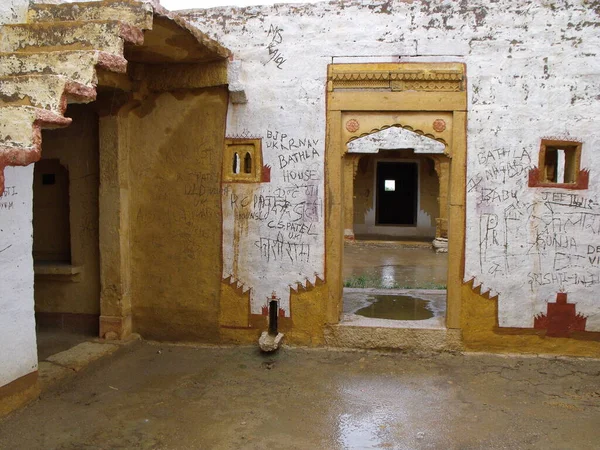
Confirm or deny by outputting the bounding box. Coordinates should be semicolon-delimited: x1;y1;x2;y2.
0;167;38;386
0;0;38;388
0;0;28;23
185;0;600;329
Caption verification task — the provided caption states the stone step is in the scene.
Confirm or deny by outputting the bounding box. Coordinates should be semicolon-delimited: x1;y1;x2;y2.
0;20;143;55
0;50;127;86
324;323;463;352
0;75;96;113
0;105;71;153
28;0;154;31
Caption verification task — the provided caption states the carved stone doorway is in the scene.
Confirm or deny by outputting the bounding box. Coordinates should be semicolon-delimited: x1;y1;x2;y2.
325;63;467;330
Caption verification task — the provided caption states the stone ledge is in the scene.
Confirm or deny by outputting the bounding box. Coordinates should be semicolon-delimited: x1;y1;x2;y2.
38;336;141;393
45;341;120;372
37;362;72;391
34;263;83;282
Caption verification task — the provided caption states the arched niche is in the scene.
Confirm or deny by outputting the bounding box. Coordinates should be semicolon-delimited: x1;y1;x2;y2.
347;126;446;154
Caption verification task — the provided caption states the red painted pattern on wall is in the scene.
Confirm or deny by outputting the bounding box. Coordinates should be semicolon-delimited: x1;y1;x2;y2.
534;293;587;338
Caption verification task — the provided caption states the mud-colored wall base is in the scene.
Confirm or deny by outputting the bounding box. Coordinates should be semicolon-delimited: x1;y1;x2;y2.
462;281;600;357
99;314;131;340
0;371;40;418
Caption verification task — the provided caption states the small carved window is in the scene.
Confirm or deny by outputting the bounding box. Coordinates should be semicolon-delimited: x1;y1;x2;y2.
529;140;588;190
542;143;579;183
223;138;263;183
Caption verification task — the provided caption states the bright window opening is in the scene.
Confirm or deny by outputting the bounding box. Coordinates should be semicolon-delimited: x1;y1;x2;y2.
232;152;240;174
540;141;581;185
384;179;395;191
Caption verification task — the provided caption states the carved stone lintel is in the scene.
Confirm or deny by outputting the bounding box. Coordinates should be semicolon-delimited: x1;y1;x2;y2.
330;67;464;92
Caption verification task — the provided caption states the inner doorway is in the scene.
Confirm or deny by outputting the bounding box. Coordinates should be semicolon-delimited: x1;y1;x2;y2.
343;144;448;329
376;161;418;226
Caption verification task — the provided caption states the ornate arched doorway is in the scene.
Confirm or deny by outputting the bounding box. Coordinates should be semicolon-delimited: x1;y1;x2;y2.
324;63;467;330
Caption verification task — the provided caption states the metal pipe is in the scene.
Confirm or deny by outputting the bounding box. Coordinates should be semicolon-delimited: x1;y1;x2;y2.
268;300;278;336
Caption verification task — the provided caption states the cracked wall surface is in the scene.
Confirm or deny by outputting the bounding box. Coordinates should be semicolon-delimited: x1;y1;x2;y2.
184;0;600;333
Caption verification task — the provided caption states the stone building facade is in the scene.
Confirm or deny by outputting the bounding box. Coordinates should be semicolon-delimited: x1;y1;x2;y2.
1;0;599;415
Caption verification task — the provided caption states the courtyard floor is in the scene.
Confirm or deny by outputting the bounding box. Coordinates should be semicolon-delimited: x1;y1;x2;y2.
343;240;447;289
1;341;599;449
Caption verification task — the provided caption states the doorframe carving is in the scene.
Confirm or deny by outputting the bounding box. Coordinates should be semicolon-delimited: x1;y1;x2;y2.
325;63;467;329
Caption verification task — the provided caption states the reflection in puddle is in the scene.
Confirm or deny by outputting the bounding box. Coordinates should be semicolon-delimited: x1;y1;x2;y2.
355;295;434;320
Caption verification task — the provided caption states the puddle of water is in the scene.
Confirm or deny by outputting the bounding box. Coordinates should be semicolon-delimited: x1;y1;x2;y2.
337;412;388;449
354;295;434;320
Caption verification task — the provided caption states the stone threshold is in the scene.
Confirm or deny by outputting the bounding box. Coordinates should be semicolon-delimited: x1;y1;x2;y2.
38;335;141;393
324;325;462;352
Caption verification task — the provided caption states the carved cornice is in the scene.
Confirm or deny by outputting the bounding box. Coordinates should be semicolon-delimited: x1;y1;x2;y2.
329;67;464;92
330;71;390;89
391;70;463;92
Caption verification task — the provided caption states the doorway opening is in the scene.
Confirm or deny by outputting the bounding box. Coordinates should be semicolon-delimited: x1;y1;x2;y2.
343;141;448;329
376;161;418;226
33;103;100;360
325;62;467;338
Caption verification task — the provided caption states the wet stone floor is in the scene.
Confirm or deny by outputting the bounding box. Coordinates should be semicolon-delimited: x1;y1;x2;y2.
354;295;434;321
342;289;446;329
343;241;447;289
2;342;600;450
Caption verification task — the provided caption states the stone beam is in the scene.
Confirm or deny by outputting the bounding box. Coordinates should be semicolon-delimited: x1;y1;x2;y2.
138;61;228;92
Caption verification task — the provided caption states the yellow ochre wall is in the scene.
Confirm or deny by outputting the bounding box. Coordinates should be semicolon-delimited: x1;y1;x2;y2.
128;87;227;341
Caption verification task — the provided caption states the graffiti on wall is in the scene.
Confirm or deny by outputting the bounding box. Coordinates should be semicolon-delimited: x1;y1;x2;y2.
0;185;17;211
467;140;600;332
222;128;324;318
265;25;286;69
0;185;19;259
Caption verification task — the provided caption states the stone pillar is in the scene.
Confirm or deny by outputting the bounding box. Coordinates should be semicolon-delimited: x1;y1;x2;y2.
98;110;132;340
343;154;360;241
446;111;467;329
432;156;450;253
